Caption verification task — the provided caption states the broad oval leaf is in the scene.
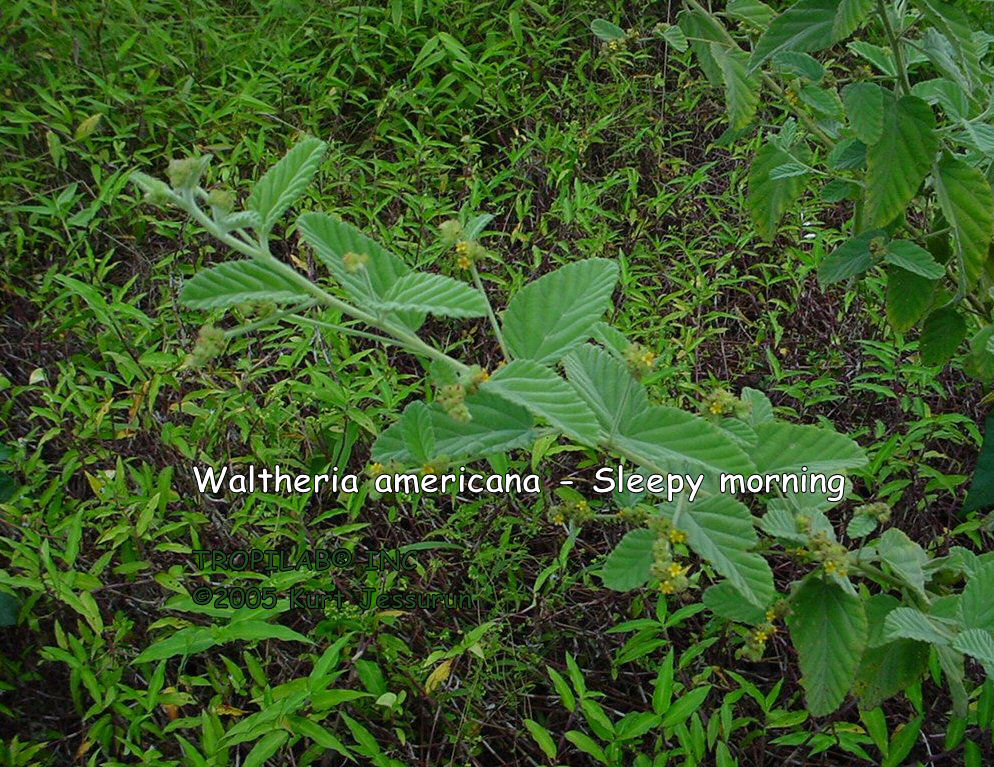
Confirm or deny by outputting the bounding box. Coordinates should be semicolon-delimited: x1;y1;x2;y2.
788;577;868;715
180;260;310;309
563;344;649;441
865;96;937;228
933;154;994;288
502;259;619;365
749;0;874;71
751;421;867;475
601;529;656;591
886;266;935;333
591;18;625;41
884;240;945;280
843;82;885;145
379;272;489;318
748;142;808;242
665;495;775;608
248;138;326;233
710;43;760;130
482;359;600;444
919;306;967;366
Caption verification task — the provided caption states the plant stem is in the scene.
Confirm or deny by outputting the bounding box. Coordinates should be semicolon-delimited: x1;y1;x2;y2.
876;0;911;95
180;192;472;376
470;264;510;361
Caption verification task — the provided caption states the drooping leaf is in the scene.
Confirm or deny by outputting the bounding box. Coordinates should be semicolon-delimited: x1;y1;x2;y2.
910;0;982;89
664;495;775;608
678;9;727;87
933;154;994;289
843;82;886;145
601;529;656;591
886;267;936;333
882;240;946;282
749;0;874;71
248;138;326;232
865;96;937;228
710;43;760;130
482;359;600;444
747;142;808;242
378;272;488;318
965;327;994;383
180;260;310;309
799;84;843;119
788;577;868;715
919;306;967;366
501;259;619;365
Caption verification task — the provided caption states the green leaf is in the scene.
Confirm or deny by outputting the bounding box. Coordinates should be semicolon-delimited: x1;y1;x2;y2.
0;592;19;627
378;272;488;318
886;266;935;333
289;717;352;758
884;607;955;645
660;685;712;728
180;260;310;310
843;82;886;145
964;413;994;513
565;731;608;764
591;19;625;41
818;230;880;286
828;138;867;170
966;329;994;383
613;405;754;476
502;259;619;365
919;306;967;366
883;716;924;767
666;495;775;608
372;392;536;464
710;43;760;130
847;40;896;75
747;143;808;242
563;344;649;442
297;212;423;330
960;561;994;631
933;154;994;289
482;359;600;444
726;0;776;28
788;577;868;715
876;528;928;595
855;595;929;709
133;627;216;663
703;582;767;625
846;513;878;539
601;529;656;591
799;84;843;119
662;25;689;52
773;50;825;81
749;0;874;71
865;96;937;228
751;422;866;475
243;731;289;767
248;138;325;232
910;0;982;88
953;629;994;677
678;9;727;87
524;719;557;759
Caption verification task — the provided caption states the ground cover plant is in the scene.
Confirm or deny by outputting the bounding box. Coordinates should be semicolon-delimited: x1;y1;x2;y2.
2;0;994;765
